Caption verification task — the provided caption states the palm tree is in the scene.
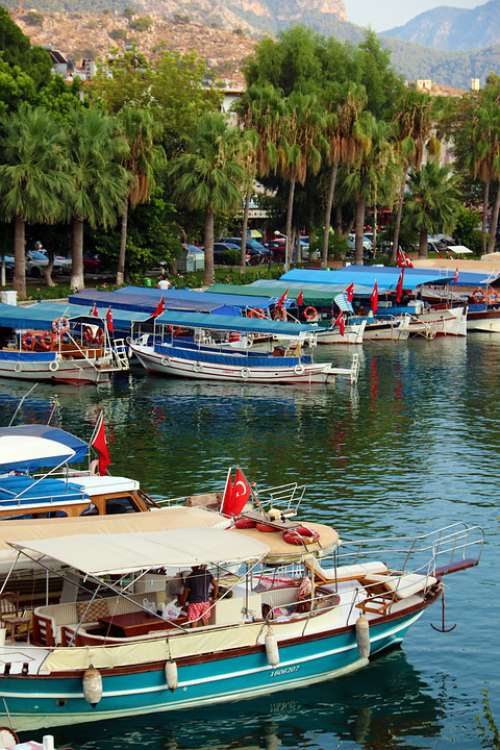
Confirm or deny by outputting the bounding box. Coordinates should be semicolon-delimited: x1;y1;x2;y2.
116;105;165;286
406;162;461;257
0;103;70;299
67;108;129;291
278;92;326;270
321;83;371;268
168;112;244;286
391;91;439;260
237;128;259;270
343;112;377;264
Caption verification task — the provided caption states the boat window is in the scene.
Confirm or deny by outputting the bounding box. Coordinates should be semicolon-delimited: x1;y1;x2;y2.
80;503;98;516
105;496;139;515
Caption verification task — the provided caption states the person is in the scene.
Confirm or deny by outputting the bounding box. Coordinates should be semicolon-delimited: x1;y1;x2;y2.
296;575;313;613
180;564;218;628
158;272;170;290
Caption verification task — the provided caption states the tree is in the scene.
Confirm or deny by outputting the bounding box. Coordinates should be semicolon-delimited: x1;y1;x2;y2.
406;162;461;257
0;7;51;89
116;104;165;285
236;128;259;270
66;108;129;290
0;103;70;298
168;112;244;286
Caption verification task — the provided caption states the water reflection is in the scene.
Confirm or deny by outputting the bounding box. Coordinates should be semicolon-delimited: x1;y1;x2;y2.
49;651;443;750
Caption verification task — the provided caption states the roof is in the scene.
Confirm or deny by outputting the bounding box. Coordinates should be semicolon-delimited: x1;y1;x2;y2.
229;521;339;564
0;425;88;472
280;267;455;292
153;310;316;336
0;476;89;511
10;527;269;575
69;289;225;315
332;264;500;289
117;286;282;311
209;282;343;305
68;475;140;497
0;303;149;331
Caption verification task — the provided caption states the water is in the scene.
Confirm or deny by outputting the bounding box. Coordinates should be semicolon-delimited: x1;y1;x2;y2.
1;337;499;750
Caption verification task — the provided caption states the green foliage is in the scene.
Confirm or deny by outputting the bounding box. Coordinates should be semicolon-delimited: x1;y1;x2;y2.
23;11;44;27
215;248;240;266
406;162;462;236
454;206;483;254
0;58;37;118
0;7;51;88
109;29;128;42
129;16;153;32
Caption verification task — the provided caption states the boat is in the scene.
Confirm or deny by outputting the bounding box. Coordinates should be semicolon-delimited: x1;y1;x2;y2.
129;311;360;385
406;305;468;338
0;519;482;732
0;311;129;385
467;304;500;333
314;320;367;345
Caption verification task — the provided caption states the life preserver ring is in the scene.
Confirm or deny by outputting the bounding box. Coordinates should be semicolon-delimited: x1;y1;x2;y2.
295;364;305;375
49;360;59;372
22;332;35;351
37;332;54;352
471;289;485;304
14;362;22;373
248;308;266;319
487;291;499;305
52;317;70;335
235;518;257;529
241;368;250;380
282;526;320;546
162;356;171;366
193;362;202;373
256;522;277;533
304;306;319;322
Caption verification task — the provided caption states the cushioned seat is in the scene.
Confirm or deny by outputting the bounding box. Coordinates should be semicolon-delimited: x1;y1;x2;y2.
363;573;437;600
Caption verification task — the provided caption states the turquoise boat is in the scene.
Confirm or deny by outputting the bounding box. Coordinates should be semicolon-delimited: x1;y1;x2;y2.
0;522;483;732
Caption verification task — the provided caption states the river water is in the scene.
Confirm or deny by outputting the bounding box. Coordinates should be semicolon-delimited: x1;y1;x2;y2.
1;336;498;750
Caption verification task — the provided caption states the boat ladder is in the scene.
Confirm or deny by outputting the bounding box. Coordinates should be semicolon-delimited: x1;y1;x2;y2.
111;339;131;371
329;353;360;385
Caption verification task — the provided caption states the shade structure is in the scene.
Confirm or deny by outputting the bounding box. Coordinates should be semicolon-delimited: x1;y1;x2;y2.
69;289;226;315
0;302;150;331
0;475;89;509
117;286;283;310
10;527;270;575
153;310;317;336
0;425;88;471
280;267;456;292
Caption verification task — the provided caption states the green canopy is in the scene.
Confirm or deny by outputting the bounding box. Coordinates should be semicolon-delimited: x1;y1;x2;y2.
209;283;339;306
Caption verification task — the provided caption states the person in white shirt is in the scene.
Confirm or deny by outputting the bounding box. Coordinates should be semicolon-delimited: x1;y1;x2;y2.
158;273;171;290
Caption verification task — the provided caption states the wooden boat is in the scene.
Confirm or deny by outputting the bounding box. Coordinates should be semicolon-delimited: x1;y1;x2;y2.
0;520;482;732
314;320;367;345
466;304;500;333
407;305;468;338
357;314;411;342
0;316;128;385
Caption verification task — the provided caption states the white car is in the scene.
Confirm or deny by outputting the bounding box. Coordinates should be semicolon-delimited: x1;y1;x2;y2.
26;250;72;277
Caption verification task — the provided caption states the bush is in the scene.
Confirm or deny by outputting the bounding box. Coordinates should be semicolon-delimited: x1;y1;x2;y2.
215;248;240;266
129;16;153;32
23;11;43;27
109;29;128;42
454;206;483;255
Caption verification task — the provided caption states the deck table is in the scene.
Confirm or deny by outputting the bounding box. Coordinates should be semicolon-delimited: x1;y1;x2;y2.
98;611;187;637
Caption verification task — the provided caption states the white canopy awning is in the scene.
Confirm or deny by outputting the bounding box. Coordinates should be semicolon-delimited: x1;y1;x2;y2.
9;528;269;576
447;245;473;255
0;435;75;469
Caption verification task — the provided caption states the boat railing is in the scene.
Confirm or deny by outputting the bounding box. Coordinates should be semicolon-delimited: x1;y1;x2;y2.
252;482;307;518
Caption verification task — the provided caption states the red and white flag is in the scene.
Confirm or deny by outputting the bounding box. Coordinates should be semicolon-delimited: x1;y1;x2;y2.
89;303;99;317
396;268;405;304
345;283;354;303
106;307;114;334
334;310;345;337
397;248;414;269
276;289;288;308
454;267;459;283
220;467;251;517
370;280;379;315
297;290;304;306
91;411;111;476
152;296;166;319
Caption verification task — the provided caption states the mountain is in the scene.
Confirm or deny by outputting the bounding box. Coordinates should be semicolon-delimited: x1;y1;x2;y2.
383;0;500;52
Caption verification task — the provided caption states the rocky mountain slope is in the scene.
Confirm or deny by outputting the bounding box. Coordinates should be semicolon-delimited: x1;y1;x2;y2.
383;0;500;52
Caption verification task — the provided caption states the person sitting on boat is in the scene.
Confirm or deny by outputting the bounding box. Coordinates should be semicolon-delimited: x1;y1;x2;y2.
180;564;218;628
296;575;314;613
158;272;171;290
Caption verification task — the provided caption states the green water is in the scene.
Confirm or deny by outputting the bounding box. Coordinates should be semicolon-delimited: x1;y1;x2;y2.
1;337;498;749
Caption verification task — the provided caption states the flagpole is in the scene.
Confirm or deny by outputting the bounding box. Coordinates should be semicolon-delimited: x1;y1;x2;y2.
220;466;232;515
89;409;104;447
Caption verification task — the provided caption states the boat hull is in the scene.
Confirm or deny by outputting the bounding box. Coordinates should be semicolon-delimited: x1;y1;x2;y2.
408;306;467;338
0;354;111;385
0;607;424;732
467;308;500;333
130;344;334;384
363;316;411;341
316;321;366;345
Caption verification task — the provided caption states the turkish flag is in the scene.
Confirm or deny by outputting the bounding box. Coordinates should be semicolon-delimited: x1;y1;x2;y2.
90;303;99;317
221;468;251;516
152;296;166;318
346;283;354;303
454;267;459;283
91;411;111;475
276;289;288;308
297;290;304;306
396;268;405;303
334;311;345;337
371;281;379;315
106;308;114;334
397;248;414;269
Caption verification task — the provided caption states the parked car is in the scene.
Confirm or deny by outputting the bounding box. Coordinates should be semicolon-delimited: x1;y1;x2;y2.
26;250;72;277
83;253;104;273
219;237;271;264
347;233;374;260
212;242;242;266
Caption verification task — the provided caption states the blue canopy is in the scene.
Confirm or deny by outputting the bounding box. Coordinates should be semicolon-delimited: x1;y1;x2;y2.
152;310;316;336
280;268;454;291
0;302;149;331
117;285;287;310
0;475;89;510
0;425;88;472
295;265;500;289
69;289;226;315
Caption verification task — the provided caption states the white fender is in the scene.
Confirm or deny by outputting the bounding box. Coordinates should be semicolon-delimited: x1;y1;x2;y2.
265;629;280;667
165;659;178;691
356;615;370;660
83;665;103;706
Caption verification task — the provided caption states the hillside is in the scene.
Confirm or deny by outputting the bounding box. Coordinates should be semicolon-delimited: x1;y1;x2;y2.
383;0;500;52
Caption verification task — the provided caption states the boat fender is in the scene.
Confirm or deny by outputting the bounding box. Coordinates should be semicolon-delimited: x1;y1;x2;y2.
14;362;22;373
193;362;202;373
294;364;305;375
282;526;320;546
235;517;257;529
48;360;59;372
256;522;277;533
356;615;370;660
241;368;250;380
265;629;280;667
82;665;103;706
165;660;178;692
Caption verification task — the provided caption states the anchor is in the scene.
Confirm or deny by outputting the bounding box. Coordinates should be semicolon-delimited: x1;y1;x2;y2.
431;585;456;633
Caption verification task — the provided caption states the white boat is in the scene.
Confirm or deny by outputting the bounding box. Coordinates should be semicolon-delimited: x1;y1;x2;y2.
362;315;411;342
315;320;367;345
467;306;500;333
407;306;468;338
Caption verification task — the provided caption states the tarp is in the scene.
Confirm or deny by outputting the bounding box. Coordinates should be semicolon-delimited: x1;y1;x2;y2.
280;268;454;291
69;289;225;314
335;265;500;289
0;476;88;509
209;282;344;305
117;285;283;310
0;425;88;471
0;303;150;331
153;310;316;336
10;527;269;575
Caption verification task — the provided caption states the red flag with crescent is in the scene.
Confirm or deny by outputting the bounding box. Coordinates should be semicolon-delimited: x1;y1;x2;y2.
334;311;345;337
90;303;99;317
221;467;251;516
106;308;114;334
396;268;405;304
297;290;304;306
346;283;354;303
371;281;379;315
152;296;166;319
91;411;111;476
276;289;288;308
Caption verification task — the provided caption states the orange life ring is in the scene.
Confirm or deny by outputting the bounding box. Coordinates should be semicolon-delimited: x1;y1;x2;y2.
21;331;35;351
487;291;499;305
471;289;485;304
52;317;70;335
282;526;320;546
39;332;54;352
235;518;257;529
248;308;266;319
84;326;104;346
256;522;278;533
303;306;319;322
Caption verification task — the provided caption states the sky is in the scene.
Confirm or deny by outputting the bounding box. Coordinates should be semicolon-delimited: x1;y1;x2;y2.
344;0;483;31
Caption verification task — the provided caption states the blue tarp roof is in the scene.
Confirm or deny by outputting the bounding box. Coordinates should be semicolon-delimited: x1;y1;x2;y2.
152;310;316;336
69;289;226;314
307;265;500;289
0;424;88;471
280;268;454;291
0;303;150;330
117;285;288;310
0;475;89;509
